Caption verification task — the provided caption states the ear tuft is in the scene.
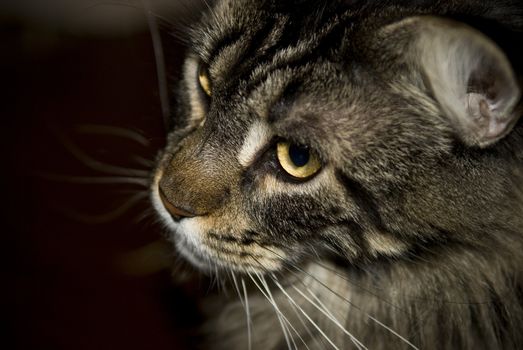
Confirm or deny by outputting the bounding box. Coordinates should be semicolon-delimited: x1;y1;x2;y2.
414;17;521;147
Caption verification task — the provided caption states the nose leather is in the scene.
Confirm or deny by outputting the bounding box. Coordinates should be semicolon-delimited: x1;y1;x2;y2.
158;128;236;217
159;188;196;219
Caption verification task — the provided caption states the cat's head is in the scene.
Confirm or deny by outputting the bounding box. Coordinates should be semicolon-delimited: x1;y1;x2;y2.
151;0;521;274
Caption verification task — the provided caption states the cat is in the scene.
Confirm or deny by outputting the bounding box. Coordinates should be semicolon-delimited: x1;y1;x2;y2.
151;0;523;349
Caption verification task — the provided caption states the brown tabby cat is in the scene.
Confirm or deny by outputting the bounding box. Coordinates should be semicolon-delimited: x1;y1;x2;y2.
151;0;523;349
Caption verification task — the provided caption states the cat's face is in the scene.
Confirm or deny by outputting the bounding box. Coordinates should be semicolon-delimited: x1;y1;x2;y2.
151;0;521;274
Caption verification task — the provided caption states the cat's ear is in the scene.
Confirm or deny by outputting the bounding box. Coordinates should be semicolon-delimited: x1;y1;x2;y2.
402;17;521;147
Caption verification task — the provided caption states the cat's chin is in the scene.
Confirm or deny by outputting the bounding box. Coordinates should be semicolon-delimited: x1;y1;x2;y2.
172;235;219;273
173;234;280;275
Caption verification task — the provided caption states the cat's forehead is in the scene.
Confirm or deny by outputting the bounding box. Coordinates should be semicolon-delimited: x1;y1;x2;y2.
189;0;262;59
184;0;445;168
190;0;338;61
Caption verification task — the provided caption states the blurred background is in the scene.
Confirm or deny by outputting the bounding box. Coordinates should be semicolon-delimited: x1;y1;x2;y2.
2;1;208;349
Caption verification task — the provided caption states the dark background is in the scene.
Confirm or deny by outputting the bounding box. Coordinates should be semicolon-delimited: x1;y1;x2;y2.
3;1;206;349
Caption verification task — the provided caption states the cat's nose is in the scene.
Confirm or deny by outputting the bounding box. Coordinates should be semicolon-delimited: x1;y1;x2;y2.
159;188;196;219
157;128;235;217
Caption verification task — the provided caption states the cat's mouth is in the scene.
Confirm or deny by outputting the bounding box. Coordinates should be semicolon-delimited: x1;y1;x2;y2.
151;169;286;274
172;227;286;274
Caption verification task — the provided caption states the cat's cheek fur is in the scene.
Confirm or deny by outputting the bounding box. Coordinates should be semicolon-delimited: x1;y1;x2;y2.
250;168;410;261
257;167;334;196
152;169;288;273
168;218;282;274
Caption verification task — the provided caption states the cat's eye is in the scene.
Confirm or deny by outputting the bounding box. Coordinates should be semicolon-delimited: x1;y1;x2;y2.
198;64;212;97
276;142;321;179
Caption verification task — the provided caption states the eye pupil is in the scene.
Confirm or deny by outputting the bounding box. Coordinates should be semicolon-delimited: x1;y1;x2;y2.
276;141;321;179
288;144;310;167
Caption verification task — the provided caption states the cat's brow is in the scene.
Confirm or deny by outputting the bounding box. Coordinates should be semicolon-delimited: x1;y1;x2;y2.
203;32;244;63
238;121;273;167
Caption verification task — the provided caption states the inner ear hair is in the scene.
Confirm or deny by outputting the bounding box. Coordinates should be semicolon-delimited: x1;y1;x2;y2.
399;16;521;148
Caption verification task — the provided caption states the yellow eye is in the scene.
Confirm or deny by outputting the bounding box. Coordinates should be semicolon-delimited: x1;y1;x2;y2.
198;64;212;97
276;142;322;179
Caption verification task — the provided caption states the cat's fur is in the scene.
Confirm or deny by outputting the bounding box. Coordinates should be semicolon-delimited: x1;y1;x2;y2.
151;0;523;349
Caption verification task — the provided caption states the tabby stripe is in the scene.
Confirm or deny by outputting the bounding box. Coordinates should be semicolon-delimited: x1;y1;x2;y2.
336;172;389;233
244;14;350;97
207;231;283;248
205;240;280;261
203;30;243;63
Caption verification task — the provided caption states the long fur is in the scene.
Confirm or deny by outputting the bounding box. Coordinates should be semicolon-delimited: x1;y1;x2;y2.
152;1;523;349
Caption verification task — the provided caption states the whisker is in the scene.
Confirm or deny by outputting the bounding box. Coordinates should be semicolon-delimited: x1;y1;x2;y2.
201;0;219;23
241;278;253;350
207;262;220;292
74;124;151;147
258;273;298;350
230;272;246;308
218;266;228;295
53;191;148;224
251;257;315;350
268;274;318;350
142;0;171;130
81;0;141;12
133;207;156;224
37;172;150;187
131;155;156;168
230;272;254;350
54;129;150;177
247;272;300;350
76;1;187;69
271;276;340;350
294;265;419;350
209;264;228;296
273;270;323;350
290;283;367;350
366;315;418;349
80;0;181;28
250;272;294;350
170;254;198;285
306;258;406;314
315;244;491;306
261;245;420;350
